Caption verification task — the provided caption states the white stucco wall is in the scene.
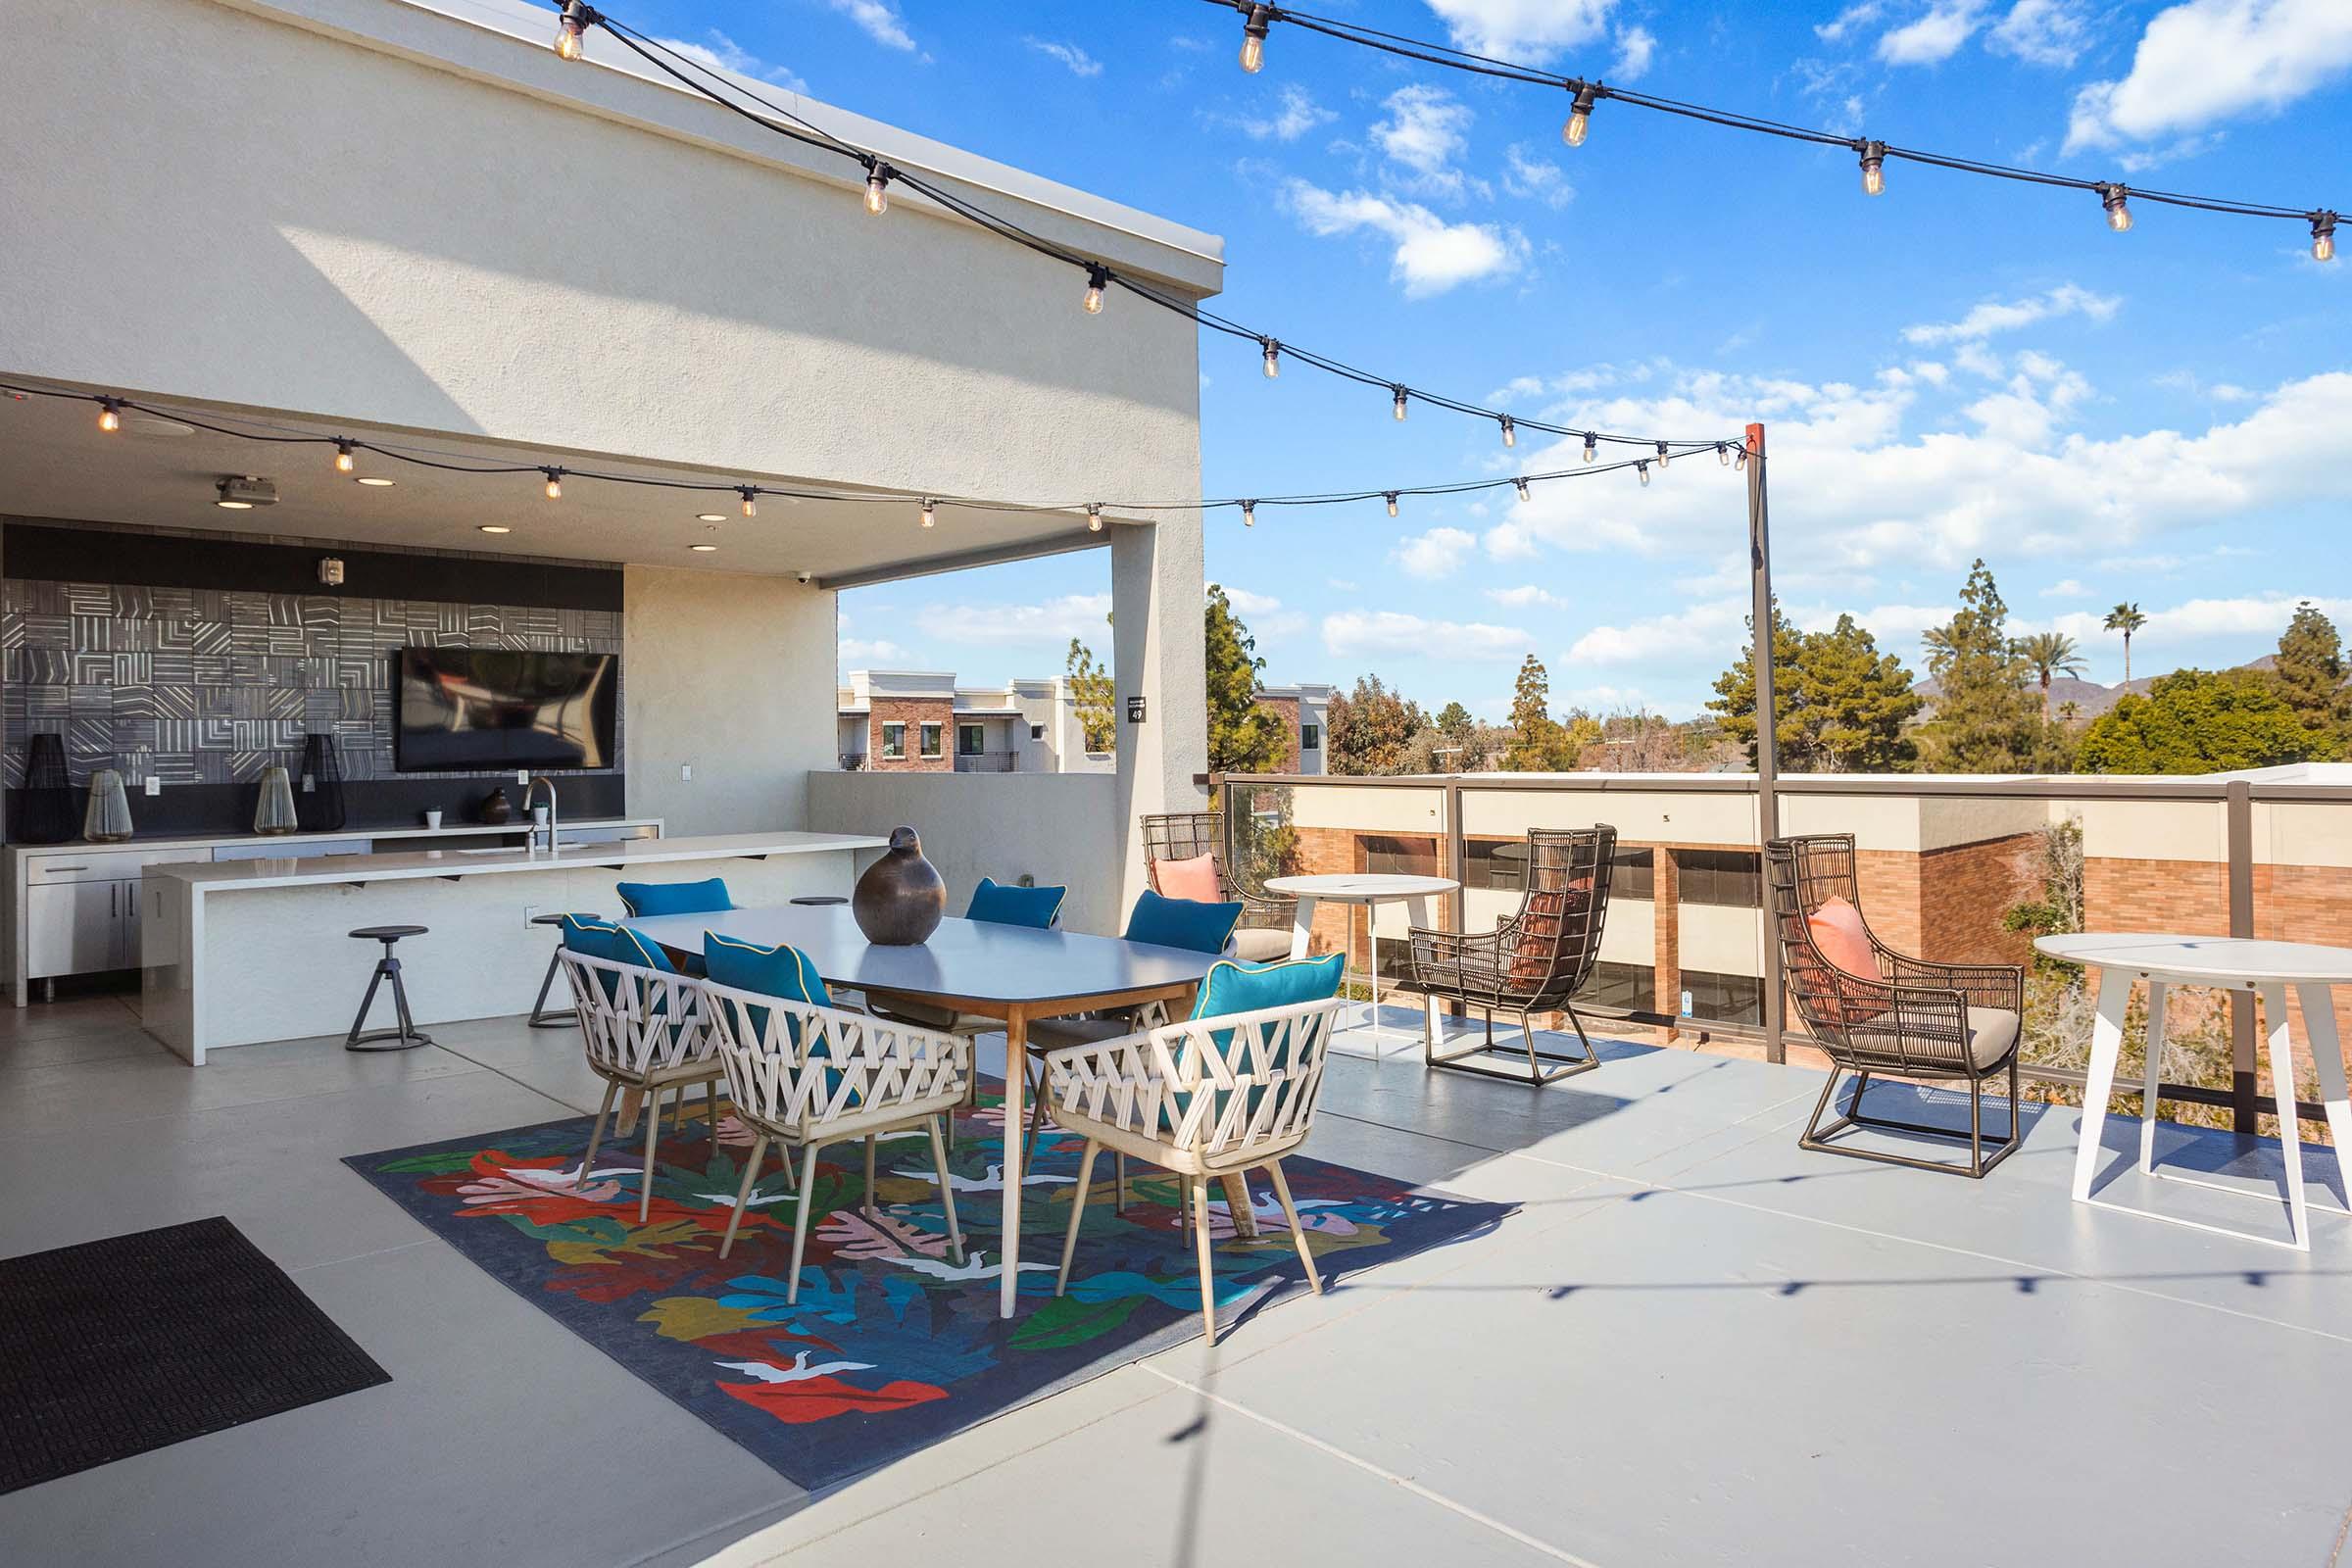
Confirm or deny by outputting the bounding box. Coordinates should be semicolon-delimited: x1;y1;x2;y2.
808;770;1123;936
623;566;836;836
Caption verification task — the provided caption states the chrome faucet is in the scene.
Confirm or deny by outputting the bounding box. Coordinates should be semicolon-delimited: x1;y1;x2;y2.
524;775;560;855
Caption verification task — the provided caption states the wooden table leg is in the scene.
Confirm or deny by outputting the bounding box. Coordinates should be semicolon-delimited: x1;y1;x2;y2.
999;1006;1027;1319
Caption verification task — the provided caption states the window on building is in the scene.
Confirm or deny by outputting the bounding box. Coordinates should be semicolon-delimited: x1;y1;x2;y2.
1677;850;1763;908
1463;840;1652;898
957;724;985;757
1360;834;1441;878
1579;960;1657;1013
1300;723;1321;751
880;721;906;759
1029;723;1045;741
1678;966;1764;1026
919;722;944;758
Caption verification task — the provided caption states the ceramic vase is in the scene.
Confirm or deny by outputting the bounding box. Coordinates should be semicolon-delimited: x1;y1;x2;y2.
83;769;133;843
19;733;75;845
852;826;945;945
254;765;299;835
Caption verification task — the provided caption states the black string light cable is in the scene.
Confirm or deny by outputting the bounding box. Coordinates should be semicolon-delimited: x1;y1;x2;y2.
4;379;1740;532
1204;0;2338;256
546;3;1732;453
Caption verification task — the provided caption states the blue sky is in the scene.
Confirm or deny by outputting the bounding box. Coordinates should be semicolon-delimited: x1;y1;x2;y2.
617;0;2350;720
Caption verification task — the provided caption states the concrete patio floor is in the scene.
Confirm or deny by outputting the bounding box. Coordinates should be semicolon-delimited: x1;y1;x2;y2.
4;991;2350;1568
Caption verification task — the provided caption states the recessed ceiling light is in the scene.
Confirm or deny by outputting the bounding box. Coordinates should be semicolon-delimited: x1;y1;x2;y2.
479;524;512;534
690;543;719;553
696;513;726;523
355;475;396;487
215;498;254;511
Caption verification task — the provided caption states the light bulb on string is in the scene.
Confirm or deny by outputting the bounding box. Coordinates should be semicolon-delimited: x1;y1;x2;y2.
1735;445;1749;473
542;467;564;501
2314;213;2338;263
863;162;893;217
1655;441;1670;470
1239;4;1271;74
1384;493;1399;518
1391;385;1408;422
1562;82;1598;147
1082;266;1109;316
2101;184;2132;233
1858;140;1886;197
553;1;593;61
1241;500;1257;527
1261;338;1281;378
919;497;937;529
1086;504;1103;533
97;398;122;434
1498;416;1516;449
1512;477;1531;503
1716;442;1731;467
333;439;356;474
1582;431;1597;464
739;487;758;518
1636;461;1651;488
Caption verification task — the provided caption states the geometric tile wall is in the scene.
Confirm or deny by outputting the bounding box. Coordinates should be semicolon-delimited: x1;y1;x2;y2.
0;578;621;789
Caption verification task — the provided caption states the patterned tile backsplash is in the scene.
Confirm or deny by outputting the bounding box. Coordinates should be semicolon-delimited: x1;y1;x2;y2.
1;579;621;789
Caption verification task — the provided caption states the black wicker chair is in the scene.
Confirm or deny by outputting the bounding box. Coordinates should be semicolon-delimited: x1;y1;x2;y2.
1407;825;1617;1085
1766;833;2024;1178
1142;811;1295;962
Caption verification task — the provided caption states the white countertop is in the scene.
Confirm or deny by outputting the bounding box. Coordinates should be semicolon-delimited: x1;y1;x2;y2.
146;831;888;893
11;816;663;859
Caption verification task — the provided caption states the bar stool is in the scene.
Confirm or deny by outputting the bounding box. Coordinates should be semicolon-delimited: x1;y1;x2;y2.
790;896;848;906
347;925;432;1052
527;912;585;1029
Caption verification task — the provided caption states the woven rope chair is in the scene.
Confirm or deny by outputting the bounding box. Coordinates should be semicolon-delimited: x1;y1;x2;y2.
1045;994;1346;1347
1143;811;1295;962
1766;833;2024;1178
703;979;972;1298
560;950;724;1222
1407;825;1617;1085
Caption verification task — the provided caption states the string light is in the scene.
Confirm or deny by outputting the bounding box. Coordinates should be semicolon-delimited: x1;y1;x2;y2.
1391;385;1408;421
919;497;936;528
1512;476;1531;502
739;486;758;518
1261;338;1280;378
1498;416;1516;449
1716;442;1731;466
542;466;564;500
1655;440;1670;470
1563;81;1598;148
1242;499;1257;526
1384;492;1399;517
1859;140;1886;198
1087;503;1103;532
2101;183;2132;233
1637;461;1651;487
1083;265;1110;316
2315;213;2339;263
97;398;122;434
1239;3;1272;74
863;161;893;217
553;1;595;61
333;439;356;474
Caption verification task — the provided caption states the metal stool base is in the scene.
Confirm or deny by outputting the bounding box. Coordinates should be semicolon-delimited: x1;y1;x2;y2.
527;946;577;1029
347;943;432;1054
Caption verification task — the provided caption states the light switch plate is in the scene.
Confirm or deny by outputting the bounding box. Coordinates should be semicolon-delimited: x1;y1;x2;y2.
681;763;693;781
144;776;161;797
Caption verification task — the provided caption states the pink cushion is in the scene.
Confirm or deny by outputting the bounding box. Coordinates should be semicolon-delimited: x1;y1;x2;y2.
1152;853;1223;904
1806;897;1875;981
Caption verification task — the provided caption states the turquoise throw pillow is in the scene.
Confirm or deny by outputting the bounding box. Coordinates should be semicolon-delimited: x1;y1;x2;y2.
965;877;1065;930
1190;953;1345;1125
1124;887;1244;956
559;914;676;1017
702;934;851;1104
615;878;734;918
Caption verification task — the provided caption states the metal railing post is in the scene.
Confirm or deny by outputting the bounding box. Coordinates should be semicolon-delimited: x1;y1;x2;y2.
2226;778;2258;1134
1746;421;1786;1063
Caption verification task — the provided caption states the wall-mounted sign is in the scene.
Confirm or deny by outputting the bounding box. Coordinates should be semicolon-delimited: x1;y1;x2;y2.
1125;696;1147;724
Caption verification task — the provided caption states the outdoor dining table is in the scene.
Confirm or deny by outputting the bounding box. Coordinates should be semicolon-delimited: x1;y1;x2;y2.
623;903;1223;1316
2036;932;2352;1251
1266;871;1459;1056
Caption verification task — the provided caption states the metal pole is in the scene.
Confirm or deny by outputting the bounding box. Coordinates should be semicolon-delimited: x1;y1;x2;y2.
1746;421;1785;1064
2226;779;2257;1133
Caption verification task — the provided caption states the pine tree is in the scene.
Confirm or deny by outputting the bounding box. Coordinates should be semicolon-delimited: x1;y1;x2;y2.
1435;702;1474;742
1202;584;1290;773
2271;601;2349;756
1504;655;1581;770
1711;606;1921;772
1917;561;2058;773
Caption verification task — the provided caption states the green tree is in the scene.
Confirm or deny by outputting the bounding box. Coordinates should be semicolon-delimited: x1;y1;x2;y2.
1326;675;1424;775
1064;637;1113;753
1202;584;1290;774
2104;602;2147;685
2270;601;2348;755
1434;701;1474;742
1711;607;1922;772
2078;668;2324;774
2018;630;2088;721
1918;561;2059;772
1504;655;1583;770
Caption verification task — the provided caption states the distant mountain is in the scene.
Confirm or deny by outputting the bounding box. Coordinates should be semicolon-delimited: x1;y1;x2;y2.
1915;662;2244;721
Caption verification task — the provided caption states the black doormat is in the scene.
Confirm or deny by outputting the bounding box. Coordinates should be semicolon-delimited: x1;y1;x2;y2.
0;1217;390;1494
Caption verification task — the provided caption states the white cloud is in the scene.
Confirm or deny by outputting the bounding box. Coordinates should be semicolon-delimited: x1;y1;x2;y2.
839;637;910;665
1216;83;1336;142
1218;586;1306;638
1879;1;1985;64
1283;180;1529;297
1963;354;2091;448
2065;0;2352;154
1489;585;1569;609
822;0;916;52
1421;0;1617;63
1901;284;2121;345
2041;578;2090;598
1987;0;2092;67
2048;594;2352;646
1393;526;1481;579
1501;145;1575;209
1568;600;1747;666
1816;3;1885;42
1374;85;1474;192
1024;37;1102;76
1328;578;1360;593
1796;602;1955;642
1221;587;1284;615
1612;25;1657;80
920;592;1110;646
653;29;807;91
1324;610;1534;661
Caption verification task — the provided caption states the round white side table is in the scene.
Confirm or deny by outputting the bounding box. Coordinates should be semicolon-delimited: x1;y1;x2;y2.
1265;873;1459;1057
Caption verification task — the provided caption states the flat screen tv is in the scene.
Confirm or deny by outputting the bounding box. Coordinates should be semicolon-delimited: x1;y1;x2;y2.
393;649;617;773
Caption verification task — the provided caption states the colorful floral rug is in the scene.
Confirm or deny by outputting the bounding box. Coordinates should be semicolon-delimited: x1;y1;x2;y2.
344;1087;1510;1492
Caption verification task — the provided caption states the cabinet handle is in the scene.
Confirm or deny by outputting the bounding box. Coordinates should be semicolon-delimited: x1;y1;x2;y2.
42;864;90;873
111;884;119;916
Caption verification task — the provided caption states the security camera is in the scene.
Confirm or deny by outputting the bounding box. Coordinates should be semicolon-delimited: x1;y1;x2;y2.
797;571;813;585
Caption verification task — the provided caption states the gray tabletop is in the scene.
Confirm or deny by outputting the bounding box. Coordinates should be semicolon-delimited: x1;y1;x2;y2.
623;904;1219;1005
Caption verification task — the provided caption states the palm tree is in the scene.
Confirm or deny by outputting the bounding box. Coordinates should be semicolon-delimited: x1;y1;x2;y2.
2104;602;2147;685
2057;699;2081;723
2018;631;2088;719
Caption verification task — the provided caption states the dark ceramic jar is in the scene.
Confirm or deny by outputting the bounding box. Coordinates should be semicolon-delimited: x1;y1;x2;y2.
853;826;946;945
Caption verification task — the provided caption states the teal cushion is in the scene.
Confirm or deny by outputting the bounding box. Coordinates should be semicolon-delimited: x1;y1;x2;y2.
615;878;733;918
965;877;1065;930
703;933;850;1103
1124;888;1244;956
1190;953;1344;1126
559;914;677;1019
